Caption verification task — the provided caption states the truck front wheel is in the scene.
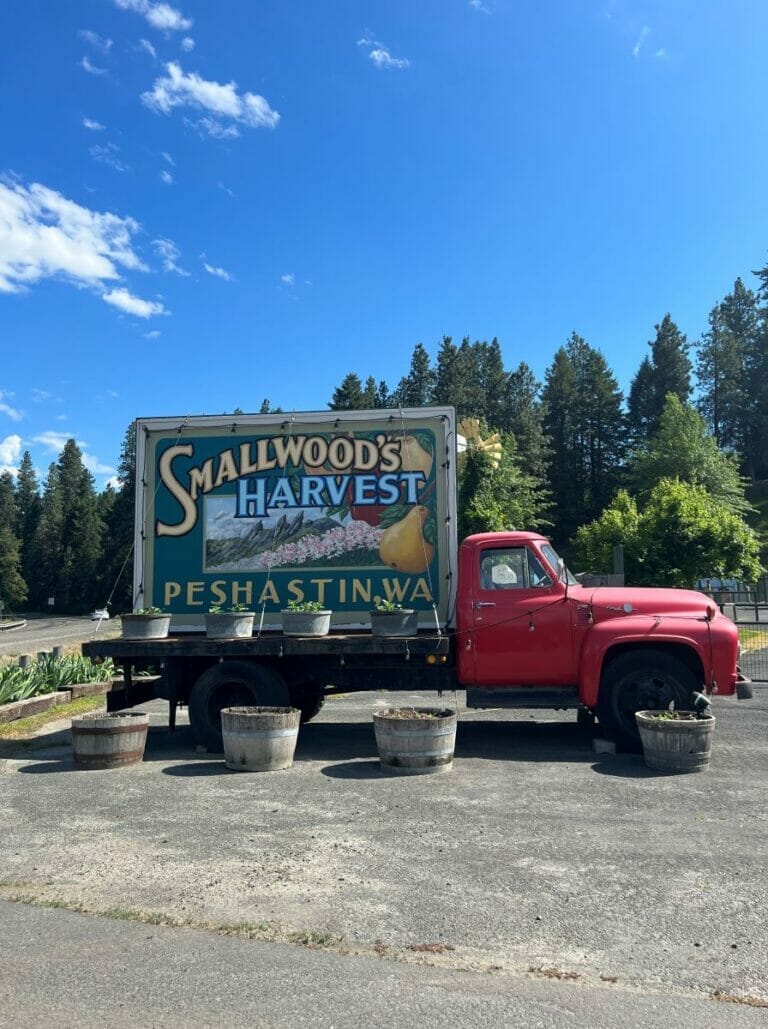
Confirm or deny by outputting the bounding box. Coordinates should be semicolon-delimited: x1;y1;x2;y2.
188;661;289;751
597;649;698;751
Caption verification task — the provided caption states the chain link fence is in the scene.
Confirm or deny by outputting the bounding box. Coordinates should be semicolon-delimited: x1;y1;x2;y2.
722;603;768;682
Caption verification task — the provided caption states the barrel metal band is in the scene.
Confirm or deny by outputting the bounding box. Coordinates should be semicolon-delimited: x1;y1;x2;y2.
72;723;148;736
383;750;452;759
379;726;456;738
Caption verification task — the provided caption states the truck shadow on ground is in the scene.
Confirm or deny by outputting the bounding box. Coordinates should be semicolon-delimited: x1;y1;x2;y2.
11;721;653;779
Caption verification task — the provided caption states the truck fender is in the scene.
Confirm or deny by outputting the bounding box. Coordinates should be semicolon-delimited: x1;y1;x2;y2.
578;619;707;708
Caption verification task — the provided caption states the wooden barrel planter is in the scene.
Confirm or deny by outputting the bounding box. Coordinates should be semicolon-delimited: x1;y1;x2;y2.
373;707;457;776
221;706;301;772
71;712;150;769
635;710;715;773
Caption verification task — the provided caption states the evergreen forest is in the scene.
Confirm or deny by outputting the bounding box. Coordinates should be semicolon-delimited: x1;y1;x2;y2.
3;264;768;614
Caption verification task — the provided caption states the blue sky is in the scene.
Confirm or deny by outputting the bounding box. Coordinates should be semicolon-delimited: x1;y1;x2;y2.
1;0;767;487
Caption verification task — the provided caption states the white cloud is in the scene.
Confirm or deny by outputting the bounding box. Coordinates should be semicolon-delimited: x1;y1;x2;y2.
0;433;22;471
0;177;146;296
152;237;188;274
139;38;157;60
83;117;106;131
0;391;23;421
368;48;410;69
468;0;490;11
103;287;167;318
104;475;121;489
633;26;650;58
144;330;161;339
79;29;113;52
217;181;234;197
203;262;232;281
114;0;192;32
31;389;53;403
89;142;130;172
33;431;84;455
193;117;240;140
161;151;175;165
142;62;279;137
82;451;116;475
106;389;119;398
358;34;410;69
280;273;295;286
181;36;195;51
655;48;667;59
81;56;107;76
160;169;174;184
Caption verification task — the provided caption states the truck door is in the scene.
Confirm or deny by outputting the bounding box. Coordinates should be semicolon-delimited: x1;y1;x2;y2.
471;545;575;685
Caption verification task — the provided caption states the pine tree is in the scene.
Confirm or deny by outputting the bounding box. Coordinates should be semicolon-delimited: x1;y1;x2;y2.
0;527;27;610
649;315;692;431
542;333;625;544
696;279;756;453
362;376;378;408
329;373;366;410
100;423;137;613
0;471;27;610
28;463;63;611
627;355;656;446
477;338;507;429
501;362;548;478
52;441;103;612
393;343;435;406
743;260;768;480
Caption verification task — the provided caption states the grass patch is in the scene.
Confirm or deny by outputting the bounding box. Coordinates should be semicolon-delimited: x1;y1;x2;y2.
0;887;341;951
0;694;106;741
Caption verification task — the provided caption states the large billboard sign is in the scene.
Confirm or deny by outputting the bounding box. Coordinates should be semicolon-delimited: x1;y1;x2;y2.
136;410;456;627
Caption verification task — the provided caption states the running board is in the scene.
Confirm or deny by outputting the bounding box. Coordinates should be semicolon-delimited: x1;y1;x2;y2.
466;687;580;711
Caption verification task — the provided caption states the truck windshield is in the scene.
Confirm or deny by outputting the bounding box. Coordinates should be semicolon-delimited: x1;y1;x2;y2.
541;543;578;585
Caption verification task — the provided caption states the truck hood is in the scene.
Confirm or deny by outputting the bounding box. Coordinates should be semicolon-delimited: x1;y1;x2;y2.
574;586;715;622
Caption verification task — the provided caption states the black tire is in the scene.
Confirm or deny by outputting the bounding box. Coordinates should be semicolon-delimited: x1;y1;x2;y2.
288;685;325;724
188;661;289;751
597;649;699;751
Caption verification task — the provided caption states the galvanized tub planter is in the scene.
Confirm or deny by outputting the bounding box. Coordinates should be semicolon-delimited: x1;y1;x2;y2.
280;610;332;637
635;710;715;773
369;609;418;637
221;706;301;772
71;711;150;769
373;707;457;776
204;611;255;639
120;613;171;640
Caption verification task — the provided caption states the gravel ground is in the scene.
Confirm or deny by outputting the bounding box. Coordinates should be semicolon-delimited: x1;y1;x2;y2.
1;687;766;1017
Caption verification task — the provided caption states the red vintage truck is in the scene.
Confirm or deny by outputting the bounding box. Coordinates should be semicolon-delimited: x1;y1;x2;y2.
83;408;746;750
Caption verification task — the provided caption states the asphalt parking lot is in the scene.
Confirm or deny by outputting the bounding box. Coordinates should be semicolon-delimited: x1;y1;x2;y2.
1;688;766;1025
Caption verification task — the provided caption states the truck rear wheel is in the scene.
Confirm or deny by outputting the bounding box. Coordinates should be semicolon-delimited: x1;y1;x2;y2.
188;661;289;751
597;649;698;751
288;684;325;724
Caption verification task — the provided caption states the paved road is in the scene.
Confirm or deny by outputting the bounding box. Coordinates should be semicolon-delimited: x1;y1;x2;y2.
0;615;117;657
1;689;766;1025
1;900;764;1029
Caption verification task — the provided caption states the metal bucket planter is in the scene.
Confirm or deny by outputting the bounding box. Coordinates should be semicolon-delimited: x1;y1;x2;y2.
221;706;301;772
121;614;171;640
280;610;332;637
204;612;255;639
373;707;457;776
72;711;150;769
370;609;418;637
635;710;715;773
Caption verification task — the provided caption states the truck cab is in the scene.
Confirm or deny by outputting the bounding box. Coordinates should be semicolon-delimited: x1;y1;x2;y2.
457;532;742;747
